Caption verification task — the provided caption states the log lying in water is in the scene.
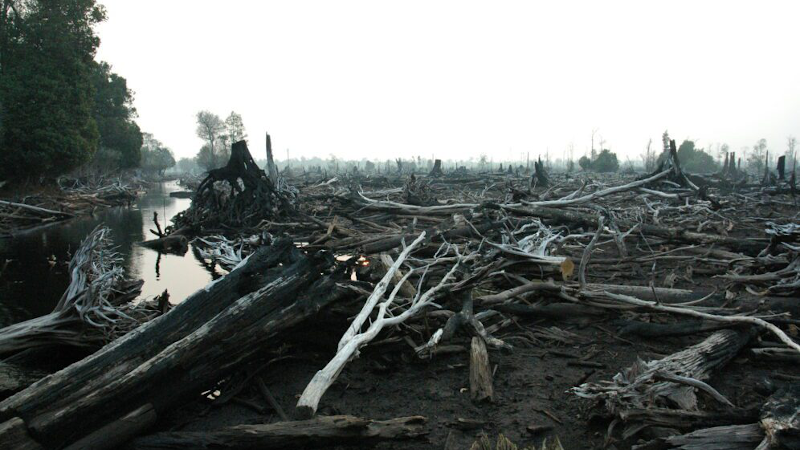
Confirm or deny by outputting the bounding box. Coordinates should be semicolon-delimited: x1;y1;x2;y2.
0;239;345;449
129;415;427;450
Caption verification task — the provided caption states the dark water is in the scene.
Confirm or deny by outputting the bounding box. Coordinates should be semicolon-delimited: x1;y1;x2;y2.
0;181;215;327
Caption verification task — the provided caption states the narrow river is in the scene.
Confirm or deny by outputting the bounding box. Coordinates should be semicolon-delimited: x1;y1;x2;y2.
0;181;216;327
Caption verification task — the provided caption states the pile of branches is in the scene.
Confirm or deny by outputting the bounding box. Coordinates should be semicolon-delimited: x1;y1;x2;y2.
0;178;140;236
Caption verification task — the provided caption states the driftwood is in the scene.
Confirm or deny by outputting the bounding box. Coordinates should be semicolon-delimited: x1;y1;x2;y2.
129;415;427;449
0;227;145;355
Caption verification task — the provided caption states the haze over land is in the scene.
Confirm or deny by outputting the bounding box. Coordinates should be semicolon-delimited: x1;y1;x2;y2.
96;0;800;162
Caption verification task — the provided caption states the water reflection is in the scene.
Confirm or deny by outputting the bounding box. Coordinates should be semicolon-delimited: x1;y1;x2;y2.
0;181;214;326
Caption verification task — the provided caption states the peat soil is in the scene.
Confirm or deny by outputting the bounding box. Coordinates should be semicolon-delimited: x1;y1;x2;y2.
153;297;791;450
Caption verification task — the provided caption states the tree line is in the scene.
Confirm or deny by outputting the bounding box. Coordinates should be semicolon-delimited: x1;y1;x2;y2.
0;0;173;181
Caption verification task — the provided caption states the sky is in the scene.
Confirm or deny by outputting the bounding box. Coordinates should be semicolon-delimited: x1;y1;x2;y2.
95;1;800;163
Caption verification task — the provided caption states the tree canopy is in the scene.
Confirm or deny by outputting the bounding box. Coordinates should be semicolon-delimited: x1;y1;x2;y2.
675;140;718;173
140;133;175;176
0;0;142;180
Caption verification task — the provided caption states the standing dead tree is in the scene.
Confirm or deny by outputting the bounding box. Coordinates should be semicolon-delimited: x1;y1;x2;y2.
0;227;145;355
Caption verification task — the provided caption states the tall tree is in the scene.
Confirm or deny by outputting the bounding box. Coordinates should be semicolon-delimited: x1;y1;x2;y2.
140;132;174;176
91;61;142;168
195;110;224;170
224;111;247;143
0;0;107;179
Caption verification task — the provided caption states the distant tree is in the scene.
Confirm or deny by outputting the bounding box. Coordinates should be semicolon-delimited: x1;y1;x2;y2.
676;140;718;173
176;157;199;174
641;138;656;172
90;61;142;168
140;133;175;176
748;138;767;174
195;111;225;170
717;143;730;163
578;155;591;171
224;111;247;142
787;136;797;171
0;0;107;179
592;149;619;173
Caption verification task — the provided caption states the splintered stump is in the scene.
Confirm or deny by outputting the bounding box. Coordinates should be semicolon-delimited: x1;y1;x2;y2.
0;240;343;449
429;159;443;177
469;337;494;402
130;415;427;449
174;140;294;230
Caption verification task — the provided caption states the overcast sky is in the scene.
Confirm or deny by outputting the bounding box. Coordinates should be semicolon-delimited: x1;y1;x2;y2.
95;1;800;163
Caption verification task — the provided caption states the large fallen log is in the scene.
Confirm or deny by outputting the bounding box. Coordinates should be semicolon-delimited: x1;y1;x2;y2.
129;415;427;450
0;240;346;449
573;328;752;436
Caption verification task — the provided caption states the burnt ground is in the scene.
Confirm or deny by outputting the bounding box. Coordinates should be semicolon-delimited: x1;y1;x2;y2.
153;300;793;450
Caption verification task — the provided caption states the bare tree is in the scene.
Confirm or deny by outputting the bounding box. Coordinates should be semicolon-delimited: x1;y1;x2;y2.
641;138;655;172
748;138;767;175
196;111;225;170
787;136;797;173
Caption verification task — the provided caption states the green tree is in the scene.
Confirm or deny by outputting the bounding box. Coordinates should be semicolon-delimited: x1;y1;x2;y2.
676;140;718;173
195;110;225;170
578;155;591;171
0;0;107;179
592;149;619;172
140;133;174;176
90;61;142;168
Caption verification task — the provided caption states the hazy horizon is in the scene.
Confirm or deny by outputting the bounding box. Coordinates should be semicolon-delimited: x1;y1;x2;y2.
95;1;800;163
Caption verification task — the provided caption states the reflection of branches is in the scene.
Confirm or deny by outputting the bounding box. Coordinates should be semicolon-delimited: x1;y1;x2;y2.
191;244;222;280
155;251;161;279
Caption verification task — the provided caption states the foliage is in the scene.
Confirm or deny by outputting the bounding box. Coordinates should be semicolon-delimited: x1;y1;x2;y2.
578;156;591;171
195;110;244;171
175;157;200;174
675;140;718;173
591;149;619;173
0;0;107;179
90;61;142;168
140;133;174;175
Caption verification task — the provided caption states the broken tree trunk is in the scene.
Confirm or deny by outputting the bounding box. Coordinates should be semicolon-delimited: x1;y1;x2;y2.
531;157;549;188
265;132;279;183
429;159;443;177
129;415;427;450
574;329;752;428
469;337;494;402
0;240;343;449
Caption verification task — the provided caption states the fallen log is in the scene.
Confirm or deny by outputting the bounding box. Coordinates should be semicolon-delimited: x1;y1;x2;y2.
129;415;427;450
0;239;341;449
573;329;752;432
